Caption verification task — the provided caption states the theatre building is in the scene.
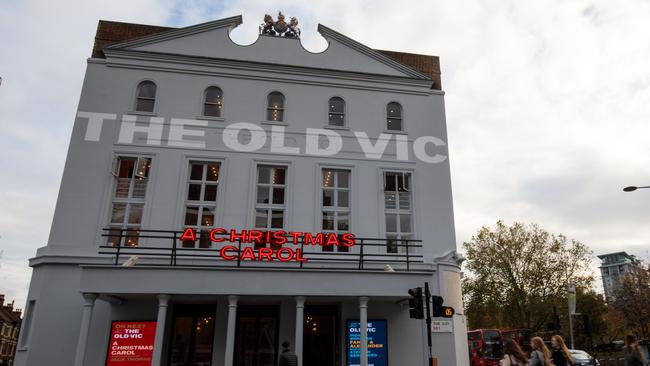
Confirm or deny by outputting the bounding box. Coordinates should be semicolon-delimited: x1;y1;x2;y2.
15;14;469;366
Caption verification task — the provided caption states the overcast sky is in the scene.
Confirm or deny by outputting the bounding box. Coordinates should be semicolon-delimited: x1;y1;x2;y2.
1;0;650;307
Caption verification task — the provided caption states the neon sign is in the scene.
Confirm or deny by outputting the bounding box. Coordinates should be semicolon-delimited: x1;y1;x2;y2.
180;228;356;263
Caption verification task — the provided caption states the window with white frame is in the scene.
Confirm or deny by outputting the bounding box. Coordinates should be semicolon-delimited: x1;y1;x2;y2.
321;169;350;252
386;102;403;131
182;162;220;248
328;97;345;126
134;80;157;112
384;172;412;253
203;86;223;117
254;165;286;247
106;156;151;247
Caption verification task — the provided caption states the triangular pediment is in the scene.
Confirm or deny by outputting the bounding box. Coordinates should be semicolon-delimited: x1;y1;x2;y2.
104;15;431;80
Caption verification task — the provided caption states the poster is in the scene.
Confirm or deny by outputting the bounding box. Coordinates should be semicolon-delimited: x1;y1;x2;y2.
106;321;157;366
347;320;388;366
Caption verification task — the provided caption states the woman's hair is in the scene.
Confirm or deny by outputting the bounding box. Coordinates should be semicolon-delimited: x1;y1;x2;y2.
503;339;528;363
531;337;552;366
551;335;573;362
625;334;637;347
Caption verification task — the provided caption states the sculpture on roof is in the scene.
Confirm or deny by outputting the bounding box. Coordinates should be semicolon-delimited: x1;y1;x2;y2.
259;12;300;39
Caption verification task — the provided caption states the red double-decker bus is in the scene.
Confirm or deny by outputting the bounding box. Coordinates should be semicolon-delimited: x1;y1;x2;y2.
468;329;504;366
501;329;533;354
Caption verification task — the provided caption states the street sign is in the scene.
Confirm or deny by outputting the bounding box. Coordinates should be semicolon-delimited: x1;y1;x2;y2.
431;320;453;333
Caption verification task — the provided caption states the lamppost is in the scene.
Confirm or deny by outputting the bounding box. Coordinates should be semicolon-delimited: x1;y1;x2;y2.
623;185;650;192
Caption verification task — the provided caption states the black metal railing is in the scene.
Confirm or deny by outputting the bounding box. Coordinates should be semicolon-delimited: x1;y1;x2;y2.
99;228;424;272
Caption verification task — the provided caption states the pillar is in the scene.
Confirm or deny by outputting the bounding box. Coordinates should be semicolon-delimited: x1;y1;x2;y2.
73;293;98;366
294;296;306;366
151;294;170;366
359;296;369;366
224;295;239;366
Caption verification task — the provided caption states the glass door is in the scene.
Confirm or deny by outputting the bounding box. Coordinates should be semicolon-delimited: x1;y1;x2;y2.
303;305;339;366
168;304;215;366
234;306;279;366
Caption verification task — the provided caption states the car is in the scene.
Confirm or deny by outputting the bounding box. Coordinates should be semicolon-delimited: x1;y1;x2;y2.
570;349;600;366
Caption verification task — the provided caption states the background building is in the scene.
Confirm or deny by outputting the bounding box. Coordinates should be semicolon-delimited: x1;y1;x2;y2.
598;251;641;301
0;294;22;366
15;14;468;366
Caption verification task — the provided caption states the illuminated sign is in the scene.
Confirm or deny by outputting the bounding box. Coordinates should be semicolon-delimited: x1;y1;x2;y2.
180;228;356;263
347;320;388;366
106;321;156;366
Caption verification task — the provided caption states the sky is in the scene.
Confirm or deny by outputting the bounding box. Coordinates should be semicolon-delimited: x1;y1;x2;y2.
1;0;650;308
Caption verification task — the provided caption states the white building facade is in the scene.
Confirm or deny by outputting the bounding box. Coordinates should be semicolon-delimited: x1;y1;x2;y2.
15;15;469;366
598;251;641;302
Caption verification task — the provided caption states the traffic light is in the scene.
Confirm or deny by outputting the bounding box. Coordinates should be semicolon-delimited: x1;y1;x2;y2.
430;295;455;318
408;287;424;319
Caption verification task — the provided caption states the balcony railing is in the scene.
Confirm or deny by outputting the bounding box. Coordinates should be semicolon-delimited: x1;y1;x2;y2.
99;228;424;272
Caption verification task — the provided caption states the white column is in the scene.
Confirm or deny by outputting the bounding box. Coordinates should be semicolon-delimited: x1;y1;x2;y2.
224;295;239;366
151;294;171;366
294;296;306;366
359;296;369;366
73;293;97;366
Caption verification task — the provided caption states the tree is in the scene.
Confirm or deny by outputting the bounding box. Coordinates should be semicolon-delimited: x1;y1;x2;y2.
463;221;594;333
611;264;650;338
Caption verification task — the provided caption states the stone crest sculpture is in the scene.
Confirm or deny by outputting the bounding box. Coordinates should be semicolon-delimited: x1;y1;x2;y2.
259;12;300;39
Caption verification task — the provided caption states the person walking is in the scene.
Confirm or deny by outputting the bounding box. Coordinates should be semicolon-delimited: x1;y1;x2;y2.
551;335;574;366
278;340;298;366
624;334;646;366
529;336;552;366
501;339;528;366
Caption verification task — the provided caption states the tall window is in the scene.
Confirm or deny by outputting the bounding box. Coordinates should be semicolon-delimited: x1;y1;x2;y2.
328;97;345;126
321;169;350;252
183;162;220;248
107;157;151;247
386;102;403;131
266;92;285;121
203;86;223;117
384;172;412;253
135;80;157;112
255;165;286;231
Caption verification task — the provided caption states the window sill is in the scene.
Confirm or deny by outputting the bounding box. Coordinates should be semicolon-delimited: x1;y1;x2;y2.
127;111;158;117
324;125;349;131
195;116;225;122
261;121;289;126
383;130;408;135
17;347;28;352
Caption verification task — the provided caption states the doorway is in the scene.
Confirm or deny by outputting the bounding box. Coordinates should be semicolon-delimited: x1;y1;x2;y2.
168;304;215;366
303;305;340;366
234;305;280;366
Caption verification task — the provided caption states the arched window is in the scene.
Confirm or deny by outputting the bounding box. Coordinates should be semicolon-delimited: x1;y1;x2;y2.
328;97;345;126
386;102;403;131
134;81;157;112
266;92;285;122
203;86;223;117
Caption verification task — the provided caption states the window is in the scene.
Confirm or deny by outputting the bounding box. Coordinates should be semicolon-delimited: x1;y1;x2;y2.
386;102;403;131
266;92;285;121
135;80;157;112
19;300;35;348
107;156;152;247
321;169;351;252
328;97;345;126
384;172;412;253
254;165;287;235
183;162;220;248
203;86;223;117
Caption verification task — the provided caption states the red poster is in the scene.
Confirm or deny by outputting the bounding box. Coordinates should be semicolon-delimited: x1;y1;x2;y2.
106;321;157;365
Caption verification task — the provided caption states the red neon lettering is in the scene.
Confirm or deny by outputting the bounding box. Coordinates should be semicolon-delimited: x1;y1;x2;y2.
272;230;288;245
258;248;274;261
180;228;196;242
240;247;256;261
209;228;227;242
276;248;294;262
248;230;263;244
340;233;356;247
229;230;248;242
295;249;308;262
325;233;340;247
304;232;324;246
289;232;302;244
219;245;238;260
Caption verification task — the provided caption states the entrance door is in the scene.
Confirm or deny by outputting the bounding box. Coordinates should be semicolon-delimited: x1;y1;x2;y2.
234;306;280;366
168;304;215;366
303;305;339;366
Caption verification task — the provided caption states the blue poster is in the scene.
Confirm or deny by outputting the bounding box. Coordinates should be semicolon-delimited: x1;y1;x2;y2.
347;320;388;366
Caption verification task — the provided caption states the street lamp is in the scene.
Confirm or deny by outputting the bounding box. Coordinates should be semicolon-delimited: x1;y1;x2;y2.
623;185;650;192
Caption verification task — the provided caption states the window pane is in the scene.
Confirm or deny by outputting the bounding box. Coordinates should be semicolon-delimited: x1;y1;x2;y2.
136;98;155;112
337;171;349;188
135;158;151;178
338;191;349;207
138;82;156;98
386;214;397;232
400;214;412;233
384;173;396;191
397;173;410;191
132;179;148;199
201;207;215;227
271;210;284;228
387;102;402;118
267;108;284;122
322;170;334;187
322;212;334;230
111;203;126;224
184;206;199;226
271;167;285;185
205;87;222;102
329;97;344;114
398;192;410;209
272;188;285;204
128;204;143;224
187;184;202;200
323;190;334;207
124;228;140;247
204;185;218;201
106;227;122;246
337;213;349;231
255;209;268;228
329;113;344;126
118;158;136;178
203;104;221;117
199;230;211;248
386;235;398;253
258;166;271;184
190;164;204;180
115;178;130;198
206;164;219;181
384;192;397;209
387;118;402;131
267;92;284;108
257;186;270;204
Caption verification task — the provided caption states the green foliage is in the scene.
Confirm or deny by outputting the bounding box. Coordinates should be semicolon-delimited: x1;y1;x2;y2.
611;264;650;338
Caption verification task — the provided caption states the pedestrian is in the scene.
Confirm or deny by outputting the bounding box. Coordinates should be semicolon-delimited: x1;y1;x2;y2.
551;335;574;366
278;340;298;366
623;334;646;366
529;336;552;366
501;339;528;366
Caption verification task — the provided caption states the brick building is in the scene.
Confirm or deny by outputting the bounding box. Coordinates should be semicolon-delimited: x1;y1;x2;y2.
0;295;21;366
